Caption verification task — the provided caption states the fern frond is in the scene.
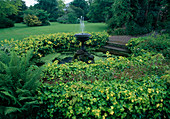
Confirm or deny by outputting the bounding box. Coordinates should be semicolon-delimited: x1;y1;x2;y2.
23;100;39;109
9;51;20;67
19;49;34;72
0;50;41;118
4;107;21;115
25;49;34;66
0;106;5;114
0;91;16;104
0;87;13;94
0;61;8;73
16;89;31;97
18;97;35;101
0;93;11;104
8;51;21;79
0;51;10;64
0;91;15;100
0;74;7;80
0;74;8;86
23;68;41;90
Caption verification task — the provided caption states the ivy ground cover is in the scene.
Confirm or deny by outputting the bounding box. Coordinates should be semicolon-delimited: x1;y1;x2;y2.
0;32;169;118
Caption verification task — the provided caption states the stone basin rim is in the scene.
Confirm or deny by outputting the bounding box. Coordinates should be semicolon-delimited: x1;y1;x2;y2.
74;33;92;38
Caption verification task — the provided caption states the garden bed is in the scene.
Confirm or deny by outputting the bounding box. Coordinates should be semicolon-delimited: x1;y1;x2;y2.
0;32;169;119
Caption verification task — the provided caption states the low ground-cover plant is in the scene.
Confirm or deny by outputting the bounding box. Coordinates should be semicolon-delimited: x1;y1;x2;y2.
0;32;109;58
0;50;41;118
37;75;169;118
38;33;169;119
42;52;168;83
1;31;169;118
127;34;170;58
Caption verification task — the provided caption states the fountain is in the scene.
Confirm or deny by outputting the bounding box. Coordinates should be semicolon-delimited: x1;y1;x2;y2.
73;16;94;63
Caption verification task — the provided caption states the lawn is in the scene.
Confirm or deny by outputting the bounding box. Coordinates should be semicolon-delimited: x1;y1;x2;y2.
0;22;107;41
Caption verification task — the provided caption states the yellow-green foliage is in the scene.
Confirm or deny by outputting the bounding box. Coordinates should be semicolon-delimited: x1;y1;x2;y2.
37;75;169;118
126;34;170;58
0;32;109;58
24;14;42;26
42;53;167;82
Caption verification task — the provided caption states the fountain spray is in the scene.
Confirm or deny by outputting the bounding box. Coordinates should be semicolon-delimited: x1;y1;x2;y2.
80;16;84;33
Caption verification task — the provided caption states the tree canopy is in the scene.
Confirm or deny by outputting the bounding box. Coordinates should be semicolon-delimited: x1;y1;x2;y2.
36;0;58;13
70;0;88;11
87;0;114;22
35;0;65;21
0;0;22;18
0;0;22;28
106;0;169;35
70;0;89;19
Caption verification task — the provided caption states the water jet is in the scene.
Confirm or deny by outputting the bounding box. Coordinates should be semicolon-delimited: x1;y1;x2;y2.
73;16;94;63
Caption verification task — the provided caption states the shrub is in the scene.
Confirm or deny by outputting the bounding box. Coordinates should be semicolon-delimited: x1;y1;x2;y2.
127;34;170;58
0;50;41;118
0;32;109;58
24;14;42;27
125;21;152;35
0;17;14;28
57;7;79;24
23;9;50;26
57;13;78;24
67;12;78;24
57;15;69;24
35;10;50;26
37;75;169;118
109;28;126;35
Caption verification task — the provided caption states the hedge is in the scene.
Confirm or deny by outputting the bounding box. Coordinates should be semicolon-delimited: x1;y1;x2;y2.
0;32;109;58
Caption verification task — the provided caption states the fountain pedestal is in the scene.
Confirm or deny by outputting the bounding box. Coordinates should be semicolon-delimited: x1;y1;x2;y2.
73;33;94;63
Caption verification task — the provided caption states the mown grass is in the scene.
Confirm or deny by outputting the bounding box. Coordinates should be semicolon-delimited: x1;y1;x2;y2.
0;22;107;41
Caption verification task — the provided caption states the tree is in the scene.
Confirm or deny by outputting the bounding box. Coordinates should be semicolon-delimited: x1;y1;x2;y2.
107;0;169;35
36;0;58;13
0;0;22;28
108;0;132;28
70;0;89;19
0;0;21;18
70;0;88;10
35;0;65;21
57;7;78;24
8;1;28;23
87;0;113;22
70;5;84;18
